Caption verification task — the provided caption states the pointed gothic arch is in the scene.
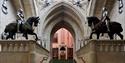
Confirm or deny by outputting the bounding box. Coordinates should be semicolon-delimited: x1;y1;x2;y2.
40;2;87;51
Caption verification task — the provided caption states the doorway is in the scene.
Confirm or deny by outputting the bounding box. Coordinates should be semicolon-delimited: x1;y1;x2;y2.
51;28;74;60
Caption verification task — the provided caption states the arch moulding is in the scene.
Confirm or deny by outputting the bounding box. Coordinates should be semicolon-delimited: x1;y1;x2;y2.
39;2;87;51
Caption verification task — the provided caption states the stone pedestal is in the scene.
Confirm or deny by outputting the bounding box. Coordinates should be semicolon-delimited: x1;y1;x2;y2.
76;40;125;63
0;40;49;63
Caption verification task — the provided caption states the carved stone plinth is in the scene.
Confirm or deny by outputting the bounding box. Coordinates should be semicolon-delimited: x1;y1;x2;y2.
76;40;125;63
0;40;49;63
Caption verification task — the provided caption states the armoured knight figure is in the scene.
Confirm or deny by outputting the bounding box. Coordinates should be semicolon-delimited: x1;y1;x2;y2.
17;8;24;24
17;8;24;32
101;7;108;21
101;7;110;32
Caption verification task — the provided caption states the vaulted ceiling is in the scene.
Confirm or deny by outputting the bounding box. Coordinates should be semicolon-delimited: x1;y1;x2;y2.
46;5;81;37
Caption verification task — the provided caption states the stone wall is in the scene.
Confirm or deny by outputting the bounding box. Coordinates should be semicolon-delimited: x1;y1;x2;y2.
33;42;50;63
76;40;125;63
97;52;125;63
0;0;16;35
77;40;96;63
110;0;125;39
96;40;125;63
0;40;49;63
0;52;29;63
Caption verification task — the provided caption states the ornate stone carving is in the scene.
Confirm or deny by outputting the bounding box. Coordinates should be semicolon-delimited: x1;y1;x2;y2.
1;0;8;14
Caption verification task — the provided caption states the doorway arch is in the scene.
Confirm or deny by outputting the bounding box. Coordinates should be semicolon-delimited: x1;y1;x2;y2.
40;2;87;52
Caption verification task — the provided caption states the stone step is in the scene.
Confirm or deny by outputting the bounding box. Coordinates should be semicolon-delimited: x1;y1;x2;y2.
50;59;76;63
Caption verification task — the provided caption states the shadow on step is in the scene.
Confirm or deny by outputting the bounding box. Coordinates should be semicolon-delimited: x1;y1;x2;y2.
49;59;77;63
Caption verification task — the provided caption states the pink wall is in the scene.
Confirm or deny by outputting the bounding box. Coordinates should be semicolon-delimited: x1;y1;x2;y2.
52;28;73;48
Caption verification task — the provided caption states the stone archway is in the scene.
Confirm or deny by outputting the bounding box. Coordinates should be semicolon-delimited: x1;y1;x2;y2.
40;2;87;52
50;21;74;60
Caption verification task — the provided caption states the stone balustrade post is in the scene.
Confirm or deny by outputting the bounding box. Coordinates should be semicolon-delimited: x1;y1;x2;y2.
2;43;8;51
8;43;13;51
13;44;18;51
